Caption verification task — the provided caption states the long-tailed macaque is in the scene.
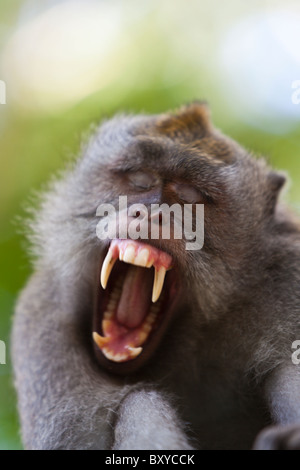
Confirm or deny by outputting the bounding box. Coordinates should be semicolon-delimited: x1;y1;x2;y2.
12;103;300;449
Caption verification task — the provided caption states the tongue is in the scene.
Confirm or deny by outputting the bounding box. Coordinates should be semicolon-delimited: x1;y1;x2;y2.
116;265;153;329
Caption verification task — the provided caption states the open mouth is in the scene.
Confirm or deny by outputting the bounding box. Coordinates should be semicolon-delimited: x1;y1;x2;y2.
93;239;179;371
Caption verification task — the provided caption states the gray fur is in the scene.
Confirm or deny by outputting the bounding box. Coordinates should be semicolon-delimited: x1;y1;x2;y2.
12;104;300;449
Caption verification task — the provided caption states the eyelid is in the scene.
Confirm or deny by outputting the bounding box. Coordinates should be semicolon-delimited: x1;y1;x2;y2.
172;183;204;203
127;171;159;190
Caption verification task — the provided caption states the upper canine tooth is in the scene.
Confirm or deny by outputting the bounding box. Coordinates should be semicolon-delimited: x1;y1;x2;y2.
101;249;117;289
122;245;136;264
152;266;167;303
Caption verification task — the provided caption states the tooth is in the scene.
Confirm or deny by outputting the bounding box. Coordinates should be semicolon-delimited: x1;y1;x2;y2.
102;348;125;362
127;346;143;359
99;346;143;362
122;245;135;264
140;325;151;338
101;250;117;289
102;319;113;335
137;330;148;344
111;287;121;299
103;310;113;320
108;352;127;362
134;248;151;267
93;332;109;349
152;266;166;303
107;298;117;310
143;322;152;332
146;312;157;325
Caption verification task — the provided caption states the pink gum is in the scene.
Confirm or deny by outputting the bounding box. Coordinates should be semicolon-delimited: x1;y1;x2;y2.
109;239;173;270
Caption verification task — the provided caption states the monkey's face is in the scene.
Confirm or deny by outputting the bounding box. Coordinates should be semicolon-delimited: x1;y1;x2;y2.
44;103;284;375
87;103;237;374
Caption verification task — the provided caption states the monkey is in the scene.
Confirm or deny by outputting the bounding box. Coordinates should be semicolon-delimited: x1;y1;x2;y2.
12;102;300;450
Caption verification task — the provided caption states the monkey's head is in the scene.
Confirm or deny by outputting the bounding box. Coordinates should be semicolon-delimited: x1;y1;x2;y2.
32;102;286;375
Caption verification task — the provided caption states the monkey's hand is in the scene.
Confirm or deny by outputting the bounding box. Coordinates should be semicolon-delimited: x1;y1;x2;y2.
253;424;300;450
254;364;300;450
113;390;194;450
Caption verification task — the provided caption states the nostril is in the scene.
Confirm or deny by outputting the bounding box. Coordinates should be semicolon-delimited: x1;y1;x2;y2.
150;210;163;225
128;205;148;221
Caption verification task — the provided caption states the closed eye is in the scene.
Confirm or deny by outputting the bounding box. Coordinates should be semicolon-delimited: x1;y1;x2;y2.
126;171;159;191
172;183;206;204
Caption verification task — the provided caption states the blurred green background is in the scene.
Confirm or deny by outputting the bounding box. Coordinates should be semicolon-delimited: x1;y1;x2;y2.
0;0;299;449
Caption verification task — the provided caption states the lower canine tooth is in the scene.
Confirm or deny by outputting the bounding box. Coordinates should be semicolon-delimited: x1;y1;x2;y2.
93;332;109;349
152;266;167;303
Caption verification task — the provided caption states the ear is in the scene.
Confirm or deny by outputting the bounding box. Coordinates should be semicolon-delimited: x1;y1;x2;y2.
176;100;212;128
266;170;287;215
268;171;287;194
156;100;213;138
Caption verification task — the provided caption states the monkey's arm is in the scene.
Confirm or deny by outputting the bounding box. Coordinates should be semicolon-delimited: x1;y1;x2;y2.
113;390;194;450
12;271;121;449
12;271;192;450
253;364;300;450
